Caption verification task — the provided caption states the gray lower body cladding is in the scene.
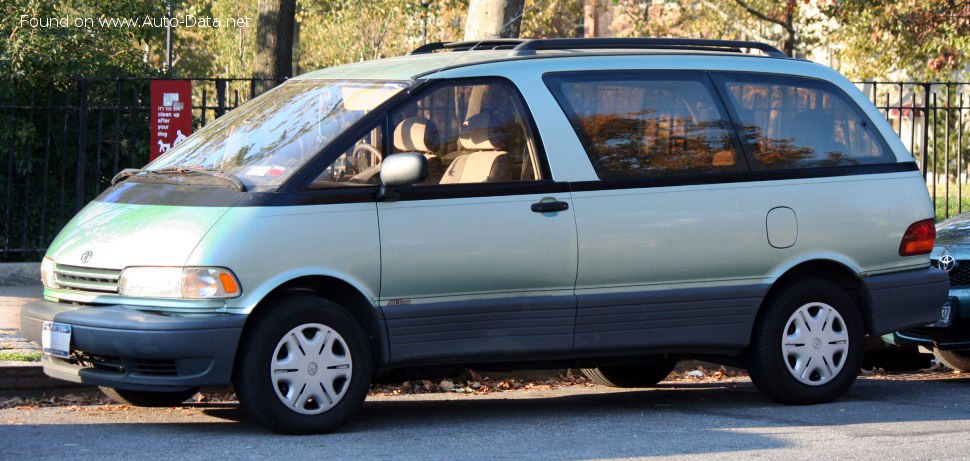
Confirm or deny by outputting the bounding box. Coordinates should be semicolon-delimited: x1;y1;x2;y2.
382;268;949;367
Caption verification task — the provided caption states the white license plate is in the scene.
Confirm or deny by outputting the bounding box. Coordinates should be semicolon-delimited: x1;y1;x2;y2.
42;321;72;358
926;300;953;328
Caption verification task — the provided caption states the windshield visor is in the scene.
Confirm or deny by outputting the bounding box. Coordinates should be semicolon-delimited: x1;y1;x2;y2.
144;80;408;189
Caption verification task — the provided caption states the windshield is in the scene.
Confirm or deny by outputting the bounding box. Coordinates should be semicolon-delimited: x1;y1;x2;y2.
144;79;409;189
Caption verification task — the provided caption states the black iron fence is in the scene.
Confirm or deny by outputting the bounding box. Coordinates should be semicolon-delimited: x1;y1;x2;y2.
856;82;970;219
0;78;968;261
0;77;283;261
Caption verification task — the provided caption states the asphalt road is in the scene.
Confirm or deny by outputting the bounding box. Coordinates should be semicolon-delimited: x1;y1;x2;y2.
2;375;969;460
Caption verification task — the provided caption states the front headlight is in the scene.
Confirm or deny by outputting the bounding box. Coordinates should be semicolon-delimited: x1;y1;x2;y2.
118;267;241;299
40;257;56;288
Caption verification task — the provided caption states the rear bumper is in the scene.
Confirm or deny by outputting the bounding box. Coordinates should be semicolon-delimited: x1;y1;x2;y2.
864;266;949;335
20;299;246;392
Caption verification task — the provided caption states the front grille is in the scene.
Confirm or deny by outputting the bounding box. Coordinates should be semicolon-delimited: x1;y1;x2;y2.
74;353;179;376
75;353;126;374
54;264;121;293
130;359;178;376
932;258;970;287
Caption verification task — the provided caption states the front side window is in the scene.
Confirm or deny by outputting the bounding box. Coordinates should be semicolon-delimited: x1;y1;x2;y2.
146;79;407;190
714;73;894;170
544;71;743;180
387;81;542;185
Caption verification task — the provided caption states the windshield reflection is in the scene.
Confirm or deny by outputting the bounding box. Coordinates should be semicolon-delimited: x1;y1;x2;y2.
145;80;408;190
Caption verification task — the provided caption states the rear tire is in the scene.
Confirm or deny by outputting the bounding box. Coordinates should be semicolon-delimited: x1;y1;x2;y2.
234;295;372;434
581;356;676;388
933;349;970;372
746;278;864;405
99;387;199;407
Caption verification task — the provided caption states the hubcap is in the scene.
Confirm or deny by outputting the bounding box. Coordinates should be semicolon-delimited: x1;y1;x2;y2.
271;323;352;415
781;302;849;386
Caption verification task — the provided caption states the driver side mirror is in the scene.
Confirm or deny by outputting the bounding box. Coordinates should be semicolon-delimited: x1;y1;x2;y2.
378;152;429;201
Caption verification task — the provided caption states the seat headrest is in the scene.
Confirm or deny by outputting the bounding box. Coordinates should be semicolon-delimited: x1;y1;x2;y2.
458;112;511;151
394;117;440;153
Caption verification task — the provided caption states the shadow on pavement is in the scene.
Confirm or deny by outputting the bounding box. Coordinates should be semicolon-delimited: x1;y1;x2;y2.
5;378;970;459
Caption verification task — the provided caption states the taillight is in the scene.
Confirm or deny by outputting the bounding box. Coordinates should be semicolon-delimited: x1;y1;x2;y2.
899;219;936;256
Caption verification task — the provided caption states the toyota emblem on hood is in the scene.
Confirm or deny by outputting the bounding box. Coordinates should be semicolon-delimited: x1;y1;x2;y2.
80;250;93;264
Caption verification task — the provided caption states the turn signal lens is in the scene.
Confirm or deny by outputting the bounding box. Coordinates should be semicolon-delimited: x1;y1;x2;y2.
218;273;239;294
899;219;936;256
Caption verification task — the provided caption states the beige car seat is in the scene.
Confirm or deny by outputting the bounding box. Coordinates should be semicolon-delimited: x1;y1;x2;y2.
392;116;443;184
439;112;519;184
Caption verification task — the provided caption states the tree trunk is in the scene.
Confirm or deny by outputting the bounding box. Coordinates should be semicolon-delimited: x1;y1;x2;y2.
583;0;613;38
464;0;526;41
255;0;296;80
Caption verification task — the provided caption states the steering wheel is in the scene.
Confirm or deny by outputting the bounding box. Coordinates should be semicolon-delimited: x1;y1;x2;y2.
352;143;383;172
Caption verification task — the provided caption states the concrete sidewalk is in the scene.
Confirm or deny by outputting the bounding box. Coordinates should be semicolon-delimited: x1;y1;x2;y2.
0;284;42;356
0;284;41;330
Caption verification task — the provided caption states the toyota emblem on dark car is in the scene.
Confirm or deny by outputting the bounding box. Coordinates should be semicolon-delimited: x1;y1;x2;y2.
939;254;956;272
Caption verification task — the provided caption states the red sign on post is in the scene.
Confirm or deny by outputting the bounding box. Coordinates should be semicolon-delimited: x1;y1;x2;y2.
149;80;192;161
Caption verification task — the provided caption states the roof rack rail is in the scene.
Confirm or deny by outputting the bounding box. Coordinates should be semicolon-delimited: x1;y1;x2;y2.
509;38;788;58
410;39;527;55
409;37;788;58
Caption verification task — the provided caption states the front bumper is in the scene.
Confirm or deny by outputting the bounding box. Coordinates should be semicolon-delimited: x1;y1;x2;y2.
864;266;949;335
20;299;246;392
895;292;970;350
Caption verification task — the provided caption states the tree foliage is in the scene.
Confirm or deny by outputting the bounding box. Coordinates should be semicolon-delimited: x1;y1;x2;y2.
823;0;970;80
608;0;819;59
1;0;163;85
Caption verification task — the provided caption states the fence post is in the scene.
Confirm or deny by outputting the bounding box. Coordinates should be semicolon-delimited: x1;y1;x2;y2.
76;79;88;212
922;83;932;182
3;88;14;260
215;79;227;118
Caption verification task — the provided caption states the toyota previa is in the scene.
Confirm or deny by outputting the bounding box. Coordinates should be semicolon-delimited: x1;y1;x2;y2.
22;38;949;434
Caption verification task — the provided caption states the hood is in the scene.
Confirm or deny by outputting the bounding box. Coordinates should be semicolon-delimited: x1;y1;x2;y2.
935;213;970;252
46;200;232;269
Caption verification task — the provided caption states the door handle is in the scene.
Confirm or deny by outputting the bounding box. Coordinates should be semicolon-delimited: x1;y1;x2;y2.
531;200;569;213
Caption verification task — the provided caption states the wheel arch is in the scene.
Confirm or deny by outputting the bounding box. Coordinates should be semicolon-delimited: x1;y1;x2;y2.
239;275;387;368
758;259;874;336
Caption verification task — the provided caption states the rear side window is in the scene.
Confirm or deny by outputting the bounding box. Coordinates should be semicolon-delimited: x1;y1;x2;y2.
713;73;894;170
544;71;744;180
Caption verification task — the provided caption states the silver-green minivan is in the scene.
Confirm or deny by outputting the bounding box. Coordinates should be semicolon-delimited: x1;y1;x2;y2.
22;38;949;434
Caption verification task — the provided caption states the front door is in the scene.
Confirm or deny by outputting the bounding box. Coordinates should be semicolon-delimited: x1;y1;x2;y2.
376;80;578;364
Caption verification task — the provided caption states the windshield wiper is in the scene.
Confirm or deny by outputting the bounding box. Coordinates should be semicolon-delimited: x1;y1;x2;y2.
111;167;247;192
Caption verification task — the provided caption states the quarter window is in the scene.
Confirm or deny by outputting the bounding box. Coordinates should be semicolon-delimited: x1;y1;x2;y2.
714;74;894;169
544;71;744;180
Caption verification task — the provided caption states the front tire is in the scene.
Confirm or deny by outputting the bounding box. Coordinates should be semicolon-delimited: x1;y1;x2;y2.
933;349;970;372
99;386;199;407
234;295;372;434
746;278;864;404
581;356;676;388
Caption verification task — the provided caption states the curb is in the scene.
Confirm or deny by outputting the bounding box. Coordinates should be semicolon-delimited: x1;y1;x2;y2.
0;262;41;287
0;363;87;392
